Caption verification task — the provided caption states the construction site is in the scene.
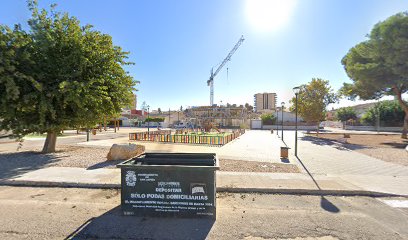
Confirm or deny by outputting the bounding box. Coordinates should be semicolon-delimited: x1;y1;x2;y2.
184;35;249;130
184;105;249;129
127;35;257;131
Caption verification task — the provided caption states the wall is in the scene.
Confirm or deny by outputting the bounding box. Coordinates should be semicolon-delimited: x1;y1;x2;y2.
250;119;262;129
262;125;318;130
273;112;304;122
345;125;403;132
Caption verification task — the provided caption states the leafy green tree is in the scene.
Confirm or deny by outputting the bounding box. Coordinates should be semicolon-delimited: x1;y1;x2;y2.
290;78;337;134
260;113;276;125
336;107;357;122
341;12;408;138
0;1;136;152
360;101;404;126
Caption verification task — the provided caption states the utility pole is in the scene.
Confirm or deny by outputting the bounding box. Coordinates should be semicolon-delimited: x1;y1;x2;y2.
169;108;171;127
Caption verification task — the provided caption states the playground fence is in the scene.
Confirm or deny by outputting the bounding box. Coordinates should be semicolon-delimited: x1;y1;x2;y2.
129;129;245;146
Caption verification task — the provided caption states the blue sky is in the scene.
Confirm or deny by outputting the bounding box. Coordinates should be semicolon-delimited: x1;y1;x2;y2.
1;0;407;111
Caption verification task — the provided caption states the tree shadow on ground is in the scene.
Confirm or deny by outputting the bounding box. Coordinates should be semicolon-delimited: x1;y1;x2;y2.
0;151;61;179
86;160;122;170
66;206;215;240
300;136;368;151
381;141;408;149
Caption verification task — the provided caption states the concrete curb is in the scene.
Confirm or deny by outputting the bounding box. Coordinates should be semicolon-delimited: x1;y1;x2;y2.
1;179;406;198
216;187;407;198
0;180;120;189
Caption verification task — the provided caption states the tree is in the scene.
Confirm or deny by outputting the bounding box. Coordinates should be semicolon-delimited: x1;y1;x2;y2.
260;113;276;125
157;108;162;114
341;12;408;138
180;105;183;111
289;78;337;134
0;1;136;152
336;107;357;122
361;101;405;126
245;103;254;112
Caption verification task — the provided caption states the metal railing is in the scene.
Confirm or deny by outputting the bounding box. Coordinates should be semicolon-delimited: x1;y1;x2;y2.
129;129;245;146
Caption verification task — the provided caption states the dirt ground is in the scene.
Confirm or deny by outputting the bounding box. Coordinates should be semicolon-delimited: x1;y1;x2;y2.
219;159;300;173
308;133;408;166
0;145;300;173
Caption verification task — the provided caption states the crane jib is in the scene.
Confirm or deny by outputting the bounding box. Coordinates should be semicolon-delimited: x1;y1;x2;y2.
207;35;244;106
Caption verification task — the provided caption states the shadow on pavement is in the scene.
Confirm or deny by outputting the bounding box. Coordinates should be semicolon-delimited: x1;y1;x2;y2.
66;206;215;240
320;196;340;213
280;158;290;163
0;151;60;179
300;136;367;151
87;160;122;170
294;156;341;214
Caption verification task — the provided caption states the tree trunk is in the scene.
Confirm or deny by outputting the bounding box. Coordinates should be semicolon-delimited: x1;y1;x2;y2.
393;86;408;139
104;117;107;131
114;118;117;133
42;131;57;153
316;122;320;136
117;120;120;131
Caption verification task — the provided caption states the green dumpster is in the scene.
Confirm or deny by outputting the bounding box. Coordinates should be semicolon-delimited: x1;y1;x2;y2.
117;153;219;219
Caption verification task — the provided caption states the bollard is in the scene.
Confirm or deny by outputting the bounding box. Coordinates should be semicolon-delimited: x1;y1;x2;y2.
280;146;290;158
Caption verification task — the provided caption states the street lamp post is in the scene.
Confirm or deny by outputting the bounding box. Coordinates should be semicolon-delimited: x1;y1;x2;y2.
147;105;150;137
276;108;279;136
293;86;301;157
281;102;285;141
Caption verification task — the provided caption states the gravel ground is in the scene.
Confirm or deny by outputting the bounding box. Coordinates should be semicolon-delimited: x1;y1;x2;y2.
220;159;300;173
0;145;300;177
307;133;408;166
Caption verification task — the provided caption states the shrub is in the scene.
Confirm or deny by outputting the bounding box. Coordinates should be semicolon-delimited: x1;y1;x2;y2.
260;113;276;125
361;100;404;126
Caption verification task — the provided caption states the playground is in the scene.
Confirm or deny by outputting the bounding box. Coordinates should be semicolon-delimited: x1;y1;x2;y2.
129;129;245;146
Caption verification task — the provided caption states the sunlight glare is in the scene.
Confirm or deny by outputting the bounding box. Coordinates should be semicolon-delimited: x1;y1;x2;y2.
246;0;297;32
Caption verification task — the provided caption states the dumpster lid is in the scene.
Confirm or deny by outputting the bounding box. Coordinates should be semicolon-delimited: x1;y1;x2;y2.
117;153;219;168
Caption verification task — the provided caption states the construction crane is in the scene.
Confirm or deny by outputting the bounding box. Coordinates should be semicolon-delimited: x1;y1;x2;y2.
207;35;244;106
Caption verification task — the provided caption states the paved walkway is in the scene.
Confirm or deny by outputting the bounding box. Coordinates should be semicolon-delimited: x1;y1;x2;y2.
2;166;407;196
2;129;408;196
216;130;284;163
283;131;408;176
80;130;285;163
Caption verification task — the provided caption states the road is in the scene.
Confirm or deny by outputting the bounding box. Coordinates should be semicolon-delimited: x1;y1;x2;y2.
0;186;407;240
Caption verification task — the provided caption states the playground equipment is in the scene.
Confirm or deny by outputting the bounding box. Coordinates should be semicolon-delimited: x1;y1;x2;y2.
203;120;221;133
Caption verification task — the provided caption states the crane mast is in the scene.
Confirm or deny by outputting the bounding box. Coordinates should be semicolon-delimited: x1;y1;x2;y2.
207;35;244;106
